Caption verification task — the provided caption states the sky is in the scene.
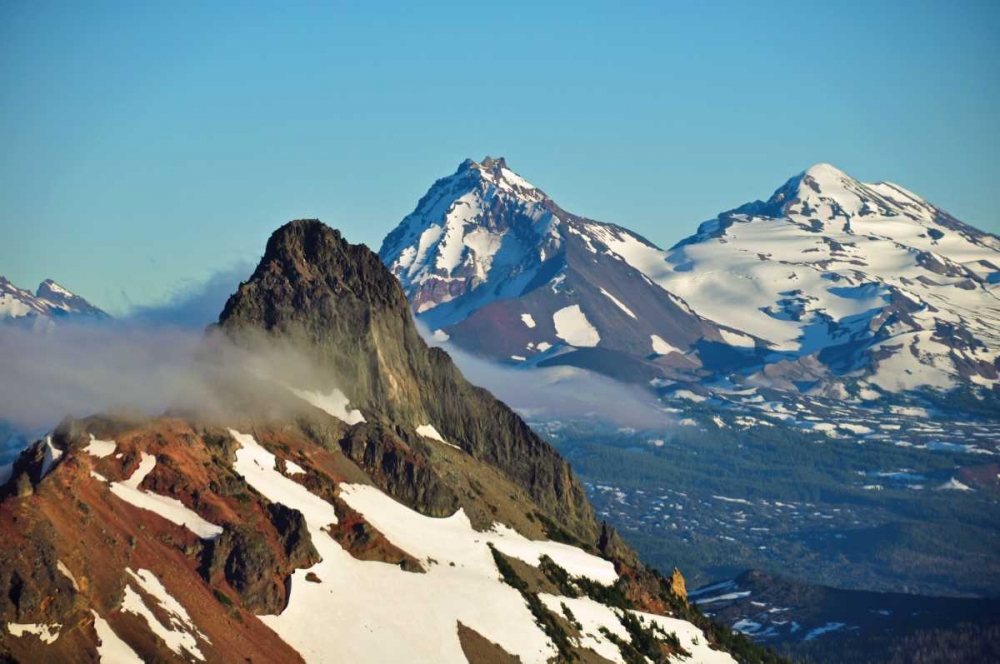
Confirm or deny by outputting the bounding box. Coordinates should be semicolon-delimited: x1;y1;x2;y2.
1;0;997;315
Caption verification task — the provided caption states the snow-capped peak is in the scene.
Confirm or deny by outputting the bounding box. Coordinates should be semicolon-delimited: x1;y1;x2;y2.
379;157;560;313
736;161;951;230
0;275;108;323
802;162;851;182
457;155;546;201
660;163;1000;393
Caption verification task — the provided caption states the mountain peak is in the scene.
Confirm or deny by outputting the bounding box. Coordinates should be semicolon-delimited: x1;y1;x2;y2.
36;279;76;300
802;162;851;180
454;155;543;199
796;162;859;195
754;162;936;223
0;275;108;321
479;155;508;172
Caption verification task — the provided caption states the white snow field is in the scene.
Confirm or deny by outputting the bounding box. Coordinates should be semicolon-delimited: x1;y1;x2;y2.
553;304;601;347
84;435;117;458
229;429;707;663
651;334;680;355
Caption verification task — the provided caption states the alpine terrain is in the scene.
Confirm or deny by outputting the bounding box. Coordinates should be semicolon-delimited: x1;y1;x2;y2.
0;220;773;663
379;157;737;384
380;159;1000;400
0;276;109;328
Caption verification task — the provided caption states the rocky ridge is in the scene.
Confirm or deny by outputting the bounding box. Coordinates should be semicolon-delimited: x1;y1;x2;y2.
0;220;776;663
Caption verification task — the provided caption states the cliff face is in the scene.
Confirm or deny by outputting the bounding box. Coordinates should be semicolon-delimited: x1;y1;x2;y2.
218;219;595;540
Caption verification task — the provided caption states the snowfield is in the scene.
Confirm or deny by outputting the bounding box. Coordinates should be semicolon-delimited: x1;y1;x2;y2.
227;430;712;663
553;304;601;347
6;623;61;644
384;158;1000;396
651;334;680;355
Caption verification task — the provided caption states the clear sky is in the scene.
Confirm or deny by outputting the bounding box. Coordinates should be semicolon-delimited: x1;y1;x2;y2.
2;1;997;314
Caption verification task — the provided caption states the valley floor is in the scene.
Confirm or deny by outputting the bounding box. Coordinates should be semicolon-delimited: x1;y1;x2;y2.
533;394;1000;660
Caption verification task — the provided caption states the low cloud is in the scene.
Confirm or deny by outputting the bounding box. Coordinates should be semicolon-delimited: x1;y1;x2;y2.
416;322;673;429
0;320;348;436
1;262;670;454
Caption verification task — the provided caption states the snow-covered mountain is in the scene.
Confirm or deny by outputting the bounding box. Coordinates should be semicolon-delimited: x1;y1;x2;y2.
379;157;750;384
0;276;108;327
381;159;1000;397
657;163;1000;395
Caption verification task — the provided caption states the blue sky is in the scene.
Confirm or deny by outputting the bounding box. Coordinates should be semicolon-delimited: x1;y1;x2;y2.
2;1;997;314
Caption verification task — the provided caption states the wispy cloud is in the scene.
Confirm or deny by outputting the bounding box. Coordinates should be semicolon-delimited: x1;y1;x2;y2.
416;321;673;429
125;262;253;328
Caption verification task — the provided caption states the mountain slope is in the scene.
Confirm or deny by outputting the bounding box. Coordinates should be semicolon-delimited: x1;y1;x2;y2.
654;163;1000;395
379;158;743;383
0;276;109;327
0;220;771;663
381;160;1000;397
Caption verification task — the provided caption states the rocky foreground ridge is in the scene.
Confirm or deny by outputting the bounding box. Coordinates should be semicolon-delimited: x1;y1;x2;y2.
0;221;778;663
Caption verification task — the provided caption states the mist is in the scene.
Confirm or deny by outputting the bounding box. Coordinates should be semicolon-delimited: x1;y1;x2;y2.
0;322;342;432
0;262;353;437
125;262;253;328
415;321;674;429
1;258;672;457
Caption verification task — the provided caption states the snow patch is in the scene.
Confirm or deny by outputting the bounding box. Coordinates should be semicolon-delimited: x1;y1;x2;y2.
57;560;79;591
803;622;846;641
598;288;637;319
289;387;366;425
230;429;339;529
40;436;63;478
123;568;208;661
91;610;143;663
416;424;461;449
650;334;680;355
693;591;751;605
937;477;973;491
720;329;756;349
6;623;61;644
108;453;224;539
553;305;600;347
84;434;117;459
